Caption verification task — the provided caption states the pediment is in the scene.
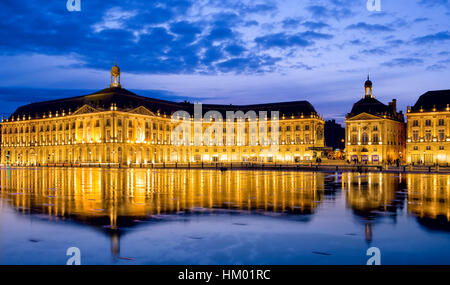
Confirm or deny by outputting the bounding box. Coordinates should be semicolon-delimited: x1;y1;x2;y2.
73;104;99;115
348;112;381;121
128;106;155;116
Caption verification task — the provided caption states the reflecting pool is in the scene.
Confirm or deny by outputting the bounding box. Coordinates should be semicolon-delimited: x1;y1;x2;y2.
1;167;450;265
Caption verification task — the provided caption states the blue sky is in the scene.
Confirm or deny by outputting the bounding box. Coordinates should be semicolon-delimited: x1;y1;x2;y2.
0;0;449;123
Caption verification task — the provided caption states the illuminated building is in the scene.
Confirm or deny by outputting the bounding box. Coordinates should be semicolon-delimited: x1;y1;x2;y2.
406;90;450;164
0;64;325;166
345;77;406;163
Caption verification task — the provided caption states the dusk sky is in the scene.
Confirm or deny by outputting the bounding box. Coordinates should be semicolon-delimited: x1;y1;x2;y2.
0;0;449;123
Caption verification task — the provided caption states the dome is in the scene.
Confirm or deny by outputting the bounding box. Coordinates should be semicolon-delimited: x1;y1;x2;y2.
111;63;120;76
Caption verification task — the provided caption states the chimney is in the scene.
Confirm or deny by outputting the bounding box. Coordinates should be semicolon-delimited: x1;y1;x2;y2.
390;99;397;113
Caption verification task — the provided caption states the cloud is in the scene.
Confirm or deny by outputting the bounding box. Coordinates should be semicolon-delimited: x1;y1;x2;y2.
255;33;312;49
216;55;281;73
282;18;301;29
301;21;330;30
92;7;138;33
346;22;394;32
381;58;424;67
306;4;353;20
427;58;450;71
361;48;387;56
417;0;449;8
255;31;332;49
207;27;235;41
412;31;450;44
413;17;429;23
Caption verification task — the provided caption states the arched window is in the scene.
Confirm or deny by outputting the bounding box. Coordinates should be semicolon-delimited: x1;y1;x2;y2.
362;133;369;144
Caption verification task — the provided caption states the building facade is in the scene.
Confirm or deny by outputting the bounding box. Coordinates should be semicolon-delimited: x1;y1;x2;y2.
406;90;450;165
0;64;325;166
345;77;406;164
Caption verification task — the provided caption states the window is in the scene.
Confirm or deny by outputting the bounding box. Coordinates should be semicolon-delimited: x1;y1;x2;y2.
440;146;445;150
351;134;357;144
305;125;310;131
362;133;369;144
373;126;378;131
426;146;431;150
296;125;300;131
425;130;432;141
439;119;445;126
413;146;418;150
286;126;291;131
439;130;445;141
106;119;111;127
425;120;432;127
372;134;379;143
413;131;419;141
305;134;310;144
413;120;419;127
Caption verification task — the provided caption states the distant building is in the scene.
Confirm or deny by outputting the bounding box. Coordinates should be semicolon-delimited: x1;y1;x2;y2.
324;120;345;150
345;77;406;164
406;89;450;164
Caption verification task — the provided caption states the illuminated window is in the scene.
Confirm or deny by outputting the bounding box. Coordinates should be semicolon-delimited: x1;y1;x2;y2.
439;130;445;141
425;130;432;141
372;134;379;143
362;133;369;144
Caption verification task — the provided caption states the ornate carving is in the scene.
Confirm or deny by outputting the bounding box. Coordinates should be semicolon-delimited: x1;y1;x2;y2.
72;105;99;115
128;106;155;116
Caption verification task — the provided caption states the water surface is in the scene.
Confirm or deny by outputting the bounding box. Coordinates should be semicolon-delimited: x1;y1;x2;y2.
1;167;450;265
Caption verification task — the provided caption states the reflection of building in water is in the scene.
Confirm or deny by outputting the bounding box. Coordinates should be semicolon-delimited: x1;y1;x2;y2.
0;168;327;257
407;174;450;221
344;172;407;242
0;168;325;218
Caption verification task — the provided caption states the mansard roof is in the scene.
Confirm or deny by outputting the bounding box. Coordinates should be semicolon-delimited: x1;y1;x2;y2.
9;87;319;120
347;96;404;122
410;89;450;112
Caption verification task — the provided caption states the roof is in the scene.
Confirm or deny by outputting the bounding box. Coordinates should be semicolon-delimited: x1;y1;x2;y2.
411;89;450;112
347;96;403;122
9;87;319;120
